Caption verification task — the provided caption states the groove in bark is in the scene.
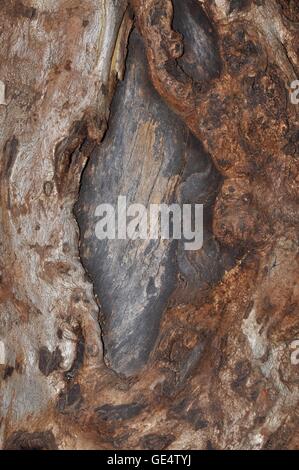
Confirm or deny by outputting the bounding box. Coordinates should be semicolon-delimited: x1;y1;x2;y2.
76;11;236;376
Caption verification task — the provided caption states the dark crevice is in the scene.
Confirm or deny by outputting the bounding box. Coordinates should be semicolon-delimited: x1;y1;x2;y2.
74;3;239;377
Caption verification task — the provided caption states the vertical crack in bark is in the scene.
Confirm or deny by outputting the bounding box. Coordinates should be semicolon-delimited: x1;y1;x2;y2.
75;2;239;377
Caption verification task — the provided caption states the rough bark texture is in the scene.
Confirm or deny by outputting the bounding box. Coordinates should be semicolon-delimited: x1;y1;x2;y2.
0;0;299;450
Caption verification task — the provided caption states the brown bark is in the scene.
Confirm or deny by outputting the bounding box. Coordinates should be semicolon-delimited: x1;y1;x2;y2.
0;0;299;450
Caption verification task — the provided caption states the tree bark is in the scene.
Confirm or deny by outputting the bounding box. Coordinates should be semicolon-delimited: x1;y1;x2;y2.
0;0;299;450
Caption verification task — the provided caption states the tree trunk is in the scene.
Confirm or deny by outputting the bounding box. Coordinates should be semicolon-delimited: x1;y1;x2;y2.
0;0;298;450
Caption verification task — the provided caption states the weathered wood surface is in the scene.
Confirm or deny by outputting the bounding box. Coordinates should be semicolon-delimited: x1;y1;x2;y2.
0;0;299;450
75;27;234;376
